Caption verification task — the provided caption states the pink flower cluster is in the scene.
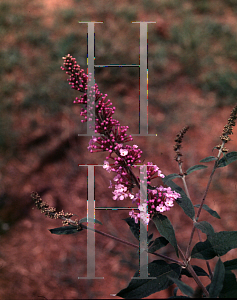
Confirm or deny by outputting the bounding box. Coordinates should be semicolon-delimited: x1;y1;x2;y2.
62;54;181;225
128;185;181;225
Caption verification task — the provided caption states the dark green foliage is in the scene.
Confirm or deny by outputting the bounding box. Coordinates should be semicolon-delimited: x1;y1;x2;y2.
123;217;151;243
208;258;225;298
200;156;217;163
224;258;237;271
194;221;215;236
152;214;179;257
186;164;207;175
148;236;169;253
162;178;195;220
191;231;237;260
116;260;181;299
181;265;209;278
162;173;182;182
49;225;82;235
219;270;237;298
167;276;194;297
217;151;237;167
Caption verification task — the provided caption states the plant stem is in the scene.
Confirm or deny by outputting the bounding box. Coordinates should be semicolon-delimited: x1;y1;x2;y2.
186;141;225;256
178;245;209;297
81;222;182;265
42;205;183;266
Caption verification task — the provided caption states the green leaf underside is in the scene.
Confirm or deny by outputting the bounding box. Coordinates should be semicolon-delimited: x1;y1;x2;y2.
163;178;195;220
162;173;181;184
220;270;237;298
79;217;103;225
200;156;217;163
209;258;225;298
217;151;237;167
194;204;221;219
194;221;215;236
49;225;82;235
181;265;209;278
148;237;169;253
186;164;207;175
116;260;181;299
152;214;179;257
191;231;237;260
167;276;194;297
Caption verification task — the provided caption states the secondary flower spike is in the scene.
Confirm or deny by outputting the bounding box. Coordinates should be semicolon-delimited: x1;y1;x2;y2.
62;54;181;225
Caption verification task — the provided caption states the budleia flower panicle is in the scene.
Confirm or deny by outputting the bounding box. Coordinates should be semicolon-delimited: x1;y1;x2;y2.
62;55;181;225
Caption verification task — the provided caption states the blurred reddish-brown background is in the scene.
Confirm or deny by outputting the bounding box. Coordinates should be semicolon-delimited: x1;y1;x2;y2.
0;0;237;298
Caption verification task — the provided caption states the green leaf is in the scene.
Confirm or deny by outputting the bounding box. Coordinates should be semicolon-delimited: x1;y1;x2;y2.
79;217;103;225
162;173;181;184
191;231;237;260
220;270;237;298
194;221;215;236
200;156;217;163
163;178;195;220
181;265;209;278
194;204;221;219
152;214;179;257
116;260;181;299
186;165;207;175
191;240;216;260
148;237;169;253
224;258;237;271
123;217;148;242
167;276;194;297
148;233;153;244
49;225;82;235
217;151;237;168
209;258;225;298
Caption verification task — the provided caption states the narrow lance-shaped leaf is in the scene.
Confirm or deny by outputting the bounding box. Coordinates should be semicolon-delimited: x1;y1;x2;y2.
219;270;237;298
194;204;221;219
186;165;207;175
200;156;217;163
209;258;225;298
217;151;237;168
152;214;179;257
162;178;195;220
194;221;215;236
49;225;82;235
148;237;169;253
162;173;181;184
167;276;194;297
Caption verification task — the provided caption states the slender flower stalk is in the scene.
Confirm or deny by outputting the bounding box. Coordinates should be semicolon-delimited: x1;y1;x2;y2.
173;126;192;200
31;192;182;265
185;105;237;258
